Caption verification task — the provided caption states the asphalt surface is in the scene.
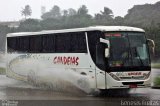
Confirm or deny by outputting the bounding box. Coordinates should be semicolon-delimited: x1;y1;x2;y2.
0;69;160;106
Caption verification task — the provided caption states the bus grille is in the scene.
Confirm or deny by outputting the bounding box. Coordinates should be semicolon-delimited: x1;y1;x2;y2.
122;82;144;85
120;76;144;80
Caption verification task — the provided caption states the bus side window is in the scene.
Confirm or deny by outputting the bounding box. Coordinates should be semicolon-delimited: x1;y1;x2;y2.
7;32;87;54
55;32;87;53
42;34;55;53
55;33;71;53
87;31;106;70
31;36;42;53
7;37;17;52
70;32;87;53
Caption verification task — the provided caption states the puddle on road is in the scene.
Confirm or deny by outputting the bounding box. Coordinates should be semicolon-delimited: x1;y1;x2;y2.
2;55;160;101
0;75;159;105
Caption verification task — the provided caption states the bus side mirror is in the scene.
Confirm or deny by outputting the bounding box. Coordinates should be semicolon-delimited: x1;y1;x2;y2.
147;39;155;55
100;38;110;58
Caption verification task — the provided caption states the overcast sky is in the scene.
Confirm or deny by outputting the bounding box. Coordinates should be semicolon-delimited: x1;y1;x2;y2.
0;0;159;21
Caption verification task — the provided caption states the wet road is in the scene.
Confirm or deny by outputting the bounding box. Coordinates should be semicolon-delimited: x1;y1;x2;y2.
0;69;160;106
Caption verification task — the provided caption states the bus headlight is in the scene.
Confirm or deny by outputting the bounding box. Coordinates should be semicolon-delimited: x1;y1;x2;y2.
109;73;121;81
143;71;151;79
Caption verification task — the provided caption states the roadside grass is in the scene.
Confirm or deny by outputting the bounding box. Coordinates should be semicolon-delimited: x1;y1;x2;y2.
152;63;160;87
154;77;160;87
0;67;6;75
151;63;160;69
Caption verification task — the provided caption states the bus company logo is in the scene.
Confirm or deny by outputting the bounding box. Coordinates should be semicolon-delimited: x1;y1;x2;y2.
116;72;128;77
128;72;142;76
53;56;79;66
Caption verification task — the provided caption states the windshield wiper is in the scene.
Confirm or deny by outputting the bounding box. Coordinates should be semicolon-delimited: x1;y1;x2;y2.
122;49;131;65
134;48;144;66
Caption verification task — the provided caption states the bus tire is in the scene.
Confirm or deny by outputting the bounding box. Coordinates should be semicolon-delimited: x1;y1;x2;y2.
99;89;130;97
77;78;90;92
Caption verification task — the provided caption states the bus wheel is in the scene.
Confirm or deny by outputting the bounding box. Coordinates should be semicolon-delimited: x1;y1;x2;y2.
89;89;101;96
77;78;90;92
99;89;130;97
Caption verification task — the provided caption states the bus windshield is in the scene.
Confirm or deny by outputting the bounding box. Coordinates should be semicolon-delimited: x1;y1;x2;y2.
105;32;150;67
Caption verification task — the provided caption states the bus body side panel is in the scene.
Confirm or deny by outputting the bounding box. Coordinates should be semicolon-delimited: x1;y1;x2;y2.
6;54;28;81
6;53;97;90
95;68;106;89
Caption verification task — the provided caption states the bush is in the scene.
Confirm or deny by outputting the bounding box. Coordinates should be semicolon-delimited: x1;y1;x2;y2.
0;67;6;75
154;76;160;86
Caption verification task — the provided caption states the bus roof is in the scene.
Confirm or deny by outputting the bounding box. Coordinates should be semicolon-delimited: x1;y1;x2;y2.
7;26;145;37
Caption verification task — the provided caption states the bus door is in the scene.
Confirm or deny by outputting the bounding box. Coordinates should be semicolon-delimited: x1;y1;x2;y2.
95;43;106;89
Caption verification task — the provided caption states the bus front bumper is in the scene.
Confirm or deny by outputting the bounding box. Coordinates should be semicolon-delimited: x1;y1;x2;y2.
106;76;151;89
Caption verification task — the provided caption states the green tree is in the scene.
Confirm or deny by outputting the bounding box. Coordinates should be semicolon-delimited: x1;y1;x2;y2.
50;5;61;18
101;7;113;17
68;8;77;16
41;5;61;19
114;16;124;25
62;10;68;17
124;2;160;27
94;7;114;25
0;25;11;51
40;18;64;30
18;19;41;32
77;5;88;15
21;5;32;19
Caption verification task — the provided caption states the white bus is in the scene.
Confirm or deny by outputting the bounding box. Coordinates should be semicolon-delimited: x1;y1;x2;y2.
6;26;153;94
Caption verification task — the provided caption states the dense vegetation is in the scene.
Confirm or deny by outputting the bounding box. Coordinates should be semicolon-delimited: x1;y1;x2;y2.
1;2;160;61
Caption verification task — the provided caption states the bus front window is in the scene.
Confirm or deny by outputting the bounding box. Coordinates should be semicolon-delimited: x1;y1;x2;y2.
105;32;150;68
